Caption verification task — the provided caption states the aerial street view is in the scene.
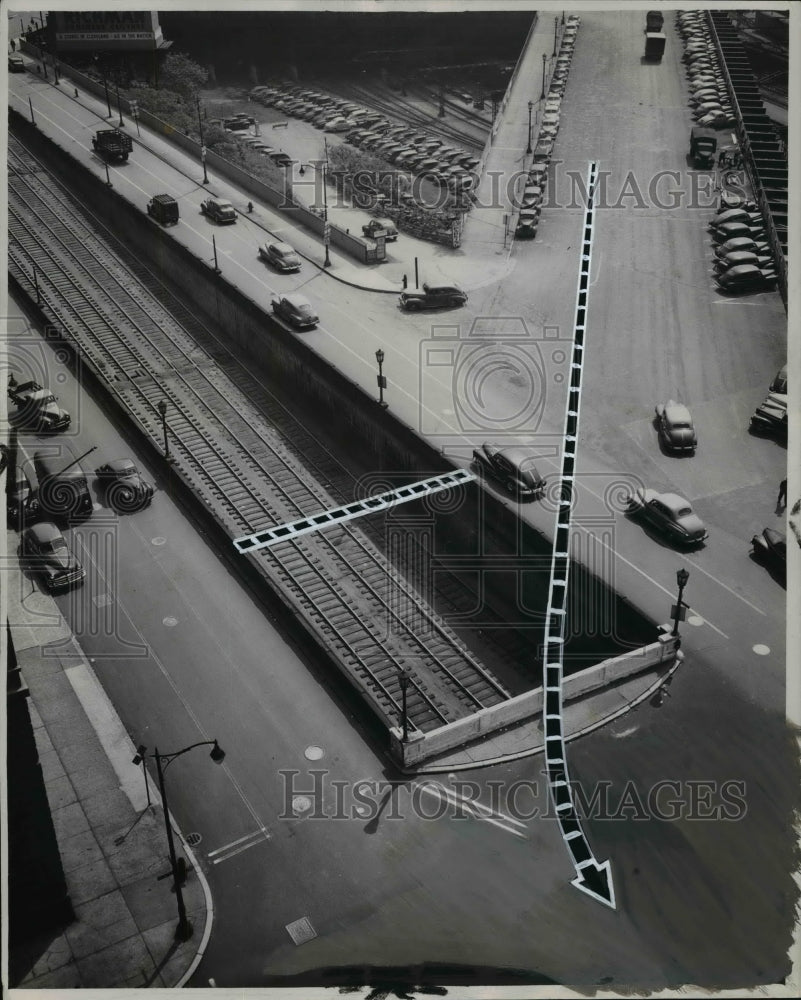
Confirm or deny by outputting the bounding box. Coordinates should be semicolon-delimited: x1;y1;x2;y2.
2;1;797;996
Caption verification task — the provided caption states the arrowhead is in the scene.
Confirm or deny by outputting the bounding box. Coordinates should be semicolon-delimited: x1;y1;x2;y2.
571;859;616;909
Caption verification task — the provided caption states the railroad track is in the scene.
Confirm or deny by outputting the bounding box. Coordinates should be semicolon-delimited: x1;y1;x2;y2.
7;136;513;733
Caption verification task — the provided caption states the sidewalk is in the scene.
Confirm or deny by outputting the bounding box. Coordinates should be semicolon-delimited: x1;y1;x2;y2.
462;13;565;255
6;561;210;988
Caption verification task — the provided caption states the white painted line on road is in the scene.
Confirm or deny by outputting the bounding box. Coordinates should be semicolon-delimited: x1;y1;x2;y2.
418;782;528;838
208;828;270;865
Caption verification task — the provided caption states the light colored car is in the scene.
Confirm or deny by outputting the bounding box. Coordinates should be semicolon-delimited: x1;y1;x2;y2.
472;443;546;500
654;400;697;453
259;241;302;272
21;522;86;590
625;488;708;546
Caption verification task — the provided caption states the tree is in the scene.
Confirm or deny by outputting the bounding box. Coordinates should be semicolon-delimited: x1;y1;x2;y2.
159;52;208;100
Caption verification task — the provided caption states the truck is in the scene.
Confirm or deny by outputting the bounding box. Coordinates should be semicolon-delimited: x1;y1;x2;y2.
146;194;180;226
689;126;718;168
92;129;133;162
8;380;70;431
200;197;237;224
646;10;664;32
31;444;94;521
644;32;666;61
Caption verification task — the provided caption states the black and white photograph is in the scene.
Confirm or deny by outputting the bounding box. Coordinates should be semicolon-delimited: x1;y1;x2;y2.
1;0;797;995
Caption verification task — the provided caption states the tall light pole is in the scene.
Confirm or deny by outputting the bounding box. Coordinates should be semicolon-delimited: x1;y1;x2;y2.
375;348;388;408
132;741;225;942
130;99;141;136
115;80;124;127
322;160;331;268
553;16;559;56
526;100;534;155
671;568;690;638
541;52;547;100
196;96;209;183
397;669;410;742
157;400;170;460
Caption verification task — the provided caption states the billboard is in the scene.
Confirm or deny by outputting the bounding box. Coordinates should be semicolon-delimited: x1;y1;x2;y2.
53;10;167;50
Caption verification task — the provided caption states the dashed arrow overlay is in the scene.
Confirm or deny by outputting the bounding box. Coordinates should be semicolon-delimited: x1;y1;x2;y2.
543;161;615;909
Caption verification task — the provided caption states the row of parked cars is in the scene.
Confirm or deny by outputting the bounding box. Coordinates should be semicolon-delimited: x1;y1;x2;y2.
216;112;295;169
708;196;777;294
249;82;480;195
515;15;579;239
677;13;736;131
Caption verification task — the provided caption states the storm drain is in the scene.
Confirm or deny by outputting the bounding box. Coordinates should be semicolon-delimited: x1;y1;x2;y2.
186;832;202;847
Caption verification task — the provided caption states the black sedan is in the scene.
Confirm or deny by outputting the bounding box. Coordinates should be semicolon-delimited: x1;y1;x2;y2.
625;488;708;546
472;443;546;500
654;400;697;454
751;528;786;578
95;459;154;512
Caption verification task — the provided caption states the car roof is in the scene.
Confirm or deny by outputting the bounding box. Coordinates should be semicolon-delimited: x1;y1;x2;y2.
657;493;693;514
283;293;312;308
107;458;137;472
664;401;692;422
28;521;63;542
270;241;296;253
493;446;540;466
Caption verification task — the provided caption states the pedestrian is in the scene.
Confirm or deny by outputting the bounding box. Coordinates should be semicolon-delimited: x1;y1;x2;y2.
777;478;787;510
717;150;727;169
402;274;408;289
11;39;16;52
247;201;253;213
299;163;305;175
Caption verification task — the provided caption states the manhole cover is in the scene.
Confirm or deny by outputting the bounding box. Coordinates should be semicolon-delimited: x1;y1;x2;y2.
286;916;317;946
186;832;202;847
163;616;178;627
304;745;325;760
292;795;312;815
687;614;704;627
753;644;770;656
152;537;167;546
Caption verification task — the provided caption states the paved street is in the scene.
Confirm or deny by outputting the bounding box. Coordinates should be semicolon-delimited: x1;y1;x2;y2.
5;4;794;991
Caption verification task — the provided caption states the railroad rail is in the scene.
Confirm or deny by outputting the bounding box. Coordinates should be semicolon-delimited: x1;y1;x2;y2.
7;136;513;735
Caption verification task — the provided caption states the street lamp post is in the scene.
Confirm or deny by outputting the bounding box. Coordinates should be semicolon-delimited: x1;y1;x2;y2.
671;568;690;638
157;400;171;460
554;16;559;56
196;97;209;183
541;52;547;100
132;741;225;942
322;160;331;268
130;99;141;137
526;100;534;155
115;80;124;127
375;348;388;408
397;669;410;742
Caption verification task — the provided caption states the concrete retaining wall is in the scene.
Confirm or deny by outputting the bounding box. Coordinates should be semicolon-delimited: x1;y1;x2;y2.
389;635;679;766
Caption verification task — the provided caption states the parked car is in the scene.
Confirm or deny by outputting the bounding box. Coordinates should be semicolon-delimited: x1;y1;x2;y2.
655;400;697;453
625;488;708;546
714;251;772;274
258;241;302;272
750;392;787;438
750;528;786;577
271;293;319;330
7;466;33;525
472;443;546;500
717;264;776;294
95;459;154;511
770;364;787;395
8;379;71;431
715;236;769;258
20;522;86;591
362;219;399;242
8;54;25;72
399;283;468;311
